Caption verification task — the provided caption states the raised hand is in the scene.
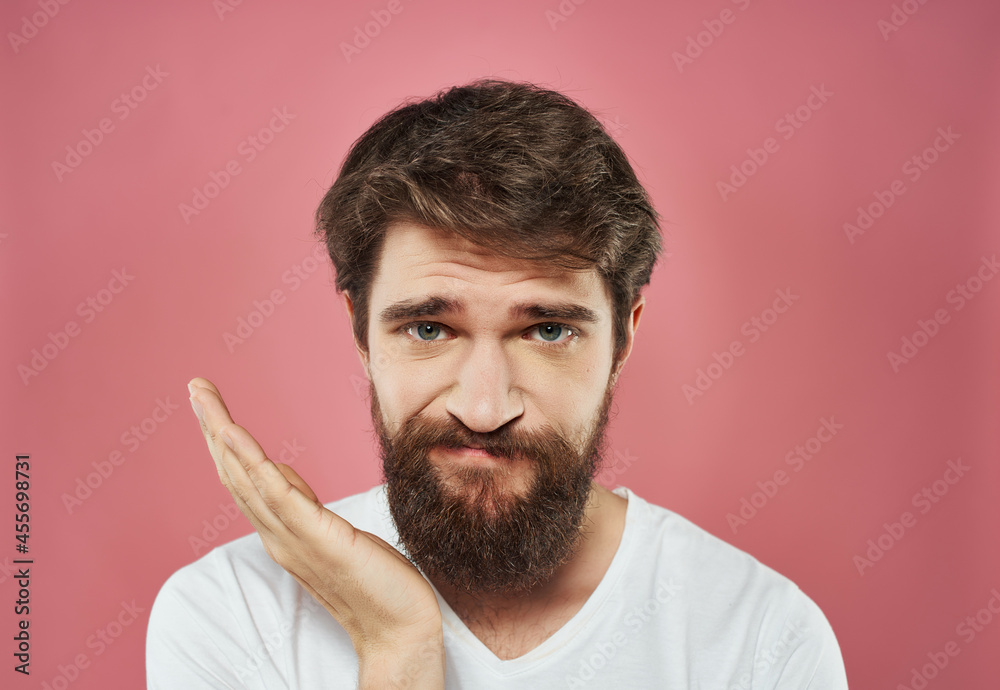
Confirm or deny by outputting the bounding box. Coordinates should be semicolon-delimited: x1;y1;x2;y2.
187;377;445;688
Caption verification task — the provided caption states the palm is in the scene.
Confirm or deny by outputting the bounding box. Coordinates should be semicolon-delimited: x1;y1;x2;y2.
188;377;443;648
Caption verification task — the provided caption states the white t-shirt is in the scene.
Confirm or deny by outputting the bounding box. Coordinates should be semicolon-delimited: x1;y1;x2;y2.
147;485;848;689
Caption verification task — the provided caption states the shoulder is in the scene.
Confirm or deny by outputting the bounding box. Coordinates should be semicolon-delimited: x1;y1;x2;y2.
615;488;847;687
621;487;809;603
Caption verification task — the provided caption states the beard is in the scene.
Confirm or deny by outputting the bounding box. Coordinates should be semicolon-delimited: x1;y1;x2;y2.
372;374;617;597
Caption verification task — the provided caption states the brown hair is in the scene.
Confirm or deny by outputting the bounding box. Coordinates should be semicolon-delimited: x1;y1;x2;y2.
315;78;662;367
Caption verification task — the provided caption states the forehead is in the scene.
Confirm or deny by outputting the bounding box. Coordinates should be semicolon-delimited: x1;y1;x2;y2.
369;222;610;313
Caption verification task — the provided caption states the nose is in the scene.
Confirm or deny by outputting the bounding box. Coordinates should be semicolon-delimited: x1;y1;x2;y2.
444;338;524;434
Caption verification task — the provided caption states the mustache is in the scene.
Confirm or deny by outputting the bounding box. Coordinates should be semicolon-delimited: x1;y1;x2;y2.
395;413;574;465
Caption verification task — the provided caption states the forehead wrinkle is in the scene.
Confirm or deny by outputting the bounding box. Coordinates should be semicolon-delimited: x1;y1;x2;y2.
378;261;604;324
395;243;599;294
382;224;571;283
370;222;612;326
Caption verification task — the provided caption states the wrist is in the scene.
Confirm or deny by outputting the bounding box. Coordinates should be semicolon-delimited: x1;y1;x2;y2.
357;629;445;690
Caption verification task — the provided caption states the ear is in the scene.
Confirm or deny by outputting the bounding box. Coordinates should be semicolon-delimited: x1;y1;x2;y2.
343;292;371;379
613;295;645;383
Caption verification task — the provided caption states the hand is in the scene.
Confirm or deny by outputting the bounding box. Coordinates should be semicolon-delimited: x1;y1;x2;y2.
187;377;445;687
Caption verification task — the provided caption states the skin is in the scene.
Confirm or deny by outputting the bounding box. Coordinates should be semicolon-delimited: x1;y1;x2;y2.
188;221;644;686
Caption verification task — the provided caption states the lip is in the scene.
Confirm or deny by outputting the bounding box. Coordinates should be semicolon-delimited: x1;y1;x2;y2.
436;445;508;463
445;445;498;458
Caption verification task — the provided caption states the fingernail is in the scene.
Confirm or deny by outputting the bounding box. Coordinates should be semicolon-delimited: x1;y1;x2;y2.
220;428;235;451
187;382;197;396
190;396;205;424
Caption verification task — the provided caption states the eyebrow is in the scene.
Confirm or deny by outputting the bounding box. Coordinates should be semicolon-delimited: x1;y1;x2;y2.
378;295;600;325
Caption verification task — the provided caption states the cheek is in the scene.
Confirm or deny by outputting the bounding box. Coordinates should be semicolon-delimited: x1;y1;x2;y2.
526;351;611;423
368;349;441;432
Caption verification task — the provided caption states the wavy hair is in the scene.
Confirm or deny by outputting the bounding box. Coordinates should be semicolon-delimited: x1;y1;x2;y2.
315;78;662;366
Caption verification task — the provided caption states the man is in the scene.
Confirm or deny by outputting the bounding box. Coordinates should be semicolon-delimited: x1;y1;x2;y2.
148;79;848;688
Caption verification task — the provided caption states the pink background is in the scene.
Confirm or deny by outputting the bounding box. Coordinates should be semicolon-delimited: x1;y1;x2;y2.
3;0;999;687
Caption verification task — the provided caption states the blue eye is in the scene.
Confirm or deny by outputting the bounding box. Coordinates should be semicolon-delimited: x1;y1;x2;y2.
402;322;579;348
531;323;578;346
411;323;443;341
537;324;564;342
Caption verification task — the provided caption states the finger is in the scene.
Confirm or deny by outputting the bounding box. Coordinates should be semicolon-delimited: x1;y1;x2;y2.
359;529;416;568
186;379;239;502
215;421;333;537
276;463;320;504
220;425;365;569
186;380;283;541
213;448;275;536
189;377;233;418
188;381;285;509
189;381;275;507
187;378;235;467
198;411;292;532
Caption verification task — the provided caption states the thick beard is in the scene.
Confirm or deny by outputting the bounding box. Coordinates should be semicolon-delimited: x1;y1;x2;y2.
373;375;616;597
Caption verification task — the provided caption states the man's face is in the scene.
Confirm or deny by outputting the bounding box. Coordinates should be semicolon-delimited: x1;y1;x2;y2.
349;222;638;594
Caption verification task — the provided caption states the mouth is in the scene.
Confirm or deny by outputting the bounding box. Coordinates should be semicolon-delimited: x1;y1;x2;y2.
430;444;535;473
437;445;506;462
429;445;537;498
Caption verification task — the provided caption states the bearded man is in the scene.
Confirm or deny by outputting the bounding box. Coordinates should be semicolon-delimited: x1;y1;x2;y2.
147;79;848;689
